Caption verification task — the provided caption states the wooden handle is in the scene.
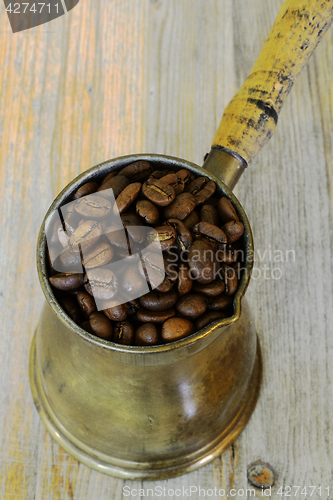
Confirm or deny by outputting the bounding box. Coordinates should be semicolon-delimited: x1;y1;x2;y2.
212;0;333;165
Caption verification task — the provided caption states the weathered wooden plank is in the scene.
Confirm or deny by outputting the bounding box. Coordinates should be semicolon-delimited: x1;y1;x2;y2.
0;0;332;498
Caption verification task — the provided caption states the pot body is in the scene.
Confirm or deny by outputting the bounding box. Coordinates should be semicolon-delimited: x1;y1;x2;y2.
30;154;261;479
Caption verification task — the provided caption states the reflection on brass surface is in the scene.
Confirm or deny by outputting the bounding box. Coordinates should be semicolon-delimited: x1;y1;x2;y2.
203;148;246;191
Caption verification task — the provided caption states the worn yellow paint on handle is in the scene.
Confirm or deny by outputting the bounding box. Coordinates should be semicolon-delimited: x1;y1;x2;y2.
213;0;333;164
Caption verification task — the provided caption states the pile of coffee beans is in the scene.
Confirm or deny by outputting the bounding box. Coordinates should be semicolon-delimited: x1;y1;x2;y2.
46;160;245;346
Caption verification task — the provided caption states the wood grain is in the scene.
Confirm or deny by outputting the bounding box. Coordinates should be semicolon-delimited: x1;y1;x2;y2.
0;0;332;498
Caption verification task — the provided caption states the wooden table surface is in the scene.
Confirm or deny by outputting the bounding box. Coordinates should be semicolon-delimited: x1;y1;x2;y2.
1;1;333;498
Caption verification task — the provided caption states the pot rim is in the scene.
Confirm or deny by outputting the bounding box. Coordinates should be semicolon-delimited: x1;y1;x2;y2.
37;153;254;354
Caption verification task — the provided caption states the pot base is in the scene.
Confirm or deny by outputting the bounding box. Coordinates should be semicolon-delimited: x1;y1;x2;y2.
29;331;262;480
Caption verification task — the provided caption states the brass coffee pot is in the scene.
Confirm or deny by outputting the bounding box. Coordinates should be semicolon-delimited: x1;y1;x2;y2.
30;0;333;480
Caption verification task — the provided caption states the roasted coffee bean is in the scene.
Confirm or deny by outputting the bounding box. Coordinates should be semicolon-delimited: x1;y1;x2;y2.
188;239;218;284
177;263;192;296
136;199;159;225
136;307;176;323
113;321;134;345
223;266;238;295
99;219;109;232
217;197;239;224
80;320;94;334
161;317;195;343
54;247;82;273
117;253;138;271
111;247;131;261
195;311;226;330
81;240;114;269
142;178;176;206
139;290;178;311
75;194;112;219
100;171;118;185
176;294;208;318
170;180;185;195
166;219;193;252
164;192;196;220
154;277;174;293
84;268;118;300
149;170;166;179
120;213;142;227
140;251;165;287
139;251;163;279
119;160;153;182
193;222;227;245
89;312;113;340
113;182;142;215
97;175;129;198
105;226;130;252
103;302;129;321
192;280;225;297
194;180;216;205
185;177;208;195
121;213;145;243
159;173;179;185
49;273;84;291
216;244;238;264
172;182;186;196
230;261;243;279
182;210;199;229
208;294;233;311
160;173;185;195
122;264;147;295
231;239;244;258
77;290;96;317
200;204;219;226
177;169;194;185
135;323;159;346
147;225;177;252
163;252;178;282
69;220;102;254
192;230;216;252
222;220;244;244
73;182;99;200
57;293;82;323
126;298;140;315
